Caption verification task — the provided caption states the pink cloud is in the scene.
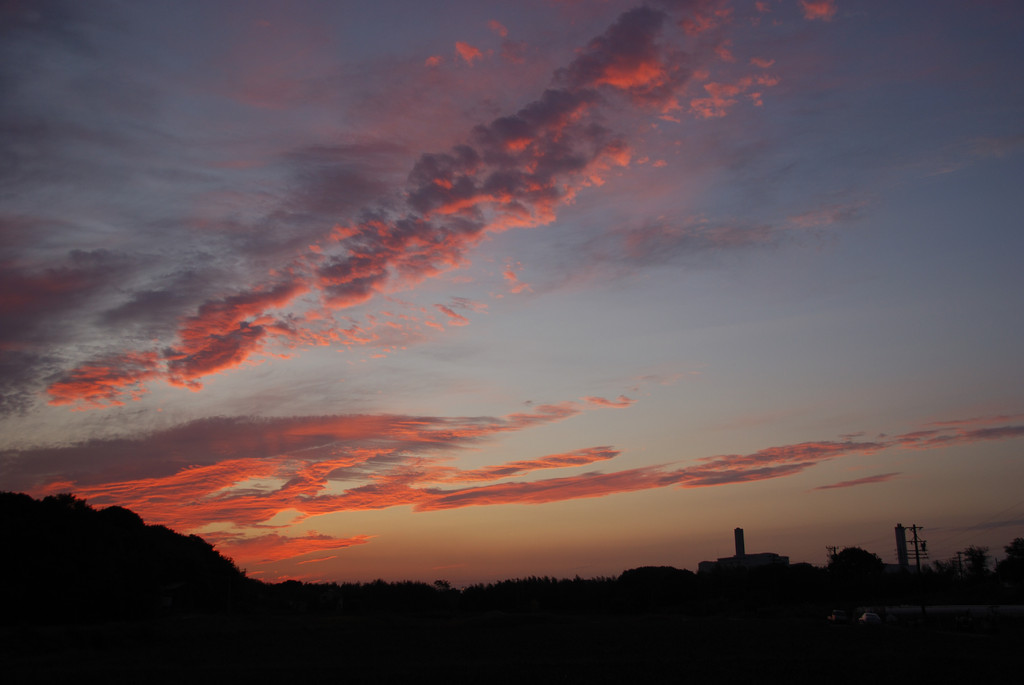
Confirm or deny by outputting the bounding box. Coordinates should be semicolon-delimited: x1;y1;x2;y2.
715;40;736;63
416;435;897;512
787;200;865;228
561;6;691;112
800;0;838;22
450;297;488;313
488;20;508;38
417;466;667;511
924;413;1024;429
583;395;635;409
455;41;484;65
501;40;528;65
503;263;532;294
435;303;469;326
595;216;780;267
679;1;733;36
690;74;780;118
890;423;1024;450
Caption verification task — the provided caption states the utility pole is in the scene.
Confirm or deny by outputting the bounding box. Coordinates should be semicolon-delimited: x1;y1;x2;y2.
956;551;964;581
907;523;928;617
908;524;928;573
826;545;839;565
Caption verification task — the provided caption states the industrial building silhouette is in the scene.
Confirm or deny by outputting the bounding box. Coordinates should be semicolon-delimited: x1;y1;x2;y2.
698;528;789;573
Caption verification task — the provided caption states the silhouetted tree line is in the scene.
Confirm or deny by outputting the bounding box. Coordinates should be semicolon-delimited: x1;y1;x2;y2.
0;492;248;623
3;492;1022;625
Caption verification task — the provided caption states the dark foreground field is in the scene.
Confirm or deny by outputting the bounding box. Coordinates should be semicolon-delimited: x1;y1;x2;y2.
4;612;1019;683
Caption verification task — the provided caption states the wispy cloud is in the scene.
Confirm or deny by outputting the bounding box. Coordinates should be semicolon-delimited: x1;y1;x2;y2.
3;0;822;415
583;395;635;409
32;3;712;411
814;472;902;490
8;408;1022;569
442;446;621;483
210;531;372;565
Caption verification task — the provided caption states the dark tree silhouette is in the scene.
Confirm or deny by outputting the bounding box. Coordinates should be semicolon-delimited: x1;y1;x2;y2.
827;547;884;578
996;538;1024;583
963;545;990;581
0;491;248;623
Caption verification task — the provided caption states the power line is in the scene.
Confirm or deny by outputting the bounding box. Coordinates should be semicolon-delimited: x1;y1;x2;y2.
926;496;1024;553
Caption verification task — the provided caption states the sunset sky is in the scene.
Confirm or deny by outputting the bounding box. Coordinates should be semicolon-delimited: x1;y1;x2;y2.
2;0;1023;584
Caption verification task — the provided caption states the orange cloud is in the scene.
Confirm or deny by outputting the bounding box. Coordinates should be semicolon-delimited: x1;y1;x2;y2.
47;351;161;409
19;401;593;526
167;277;308;386
211;531;372;564
561;7;689;111
15;410;1024;576
455;41;483;65
425;55;443;67
46;277;311;407
800;0;837;21
583;395;635;409
690;73;779;118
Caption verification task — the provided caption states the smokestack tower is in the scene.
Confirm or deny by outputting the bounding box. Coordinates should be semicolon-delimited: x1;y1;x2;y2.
734;527;746;557
895;524;909;568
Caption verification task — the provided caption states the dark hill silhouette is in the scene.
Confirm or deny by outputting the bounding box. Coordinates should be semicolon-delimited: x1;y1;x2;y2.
0;492;247;623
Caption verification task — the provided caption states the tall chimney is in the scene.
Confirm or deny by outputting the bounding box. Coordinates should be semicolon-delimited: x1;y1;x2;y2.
895;524;909;568
734;527;745;557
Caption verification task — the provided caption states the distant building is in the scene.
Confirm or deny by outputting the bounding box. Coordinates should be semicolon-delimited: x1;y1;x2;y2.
698;528;789;573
